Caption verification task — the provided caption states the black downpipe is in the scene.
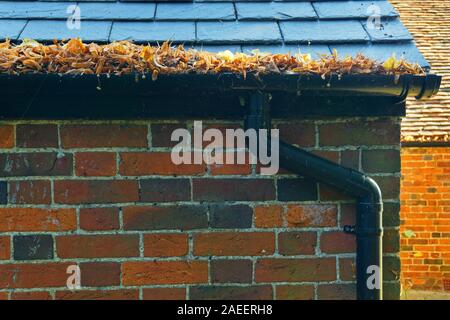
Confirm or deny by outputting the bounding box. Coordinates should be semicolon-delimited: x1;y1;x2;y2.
245;92;383;300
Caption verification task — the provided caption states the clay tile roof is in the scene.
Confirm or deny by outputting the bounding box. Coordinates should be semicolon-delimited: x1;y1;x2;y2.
391;0;450;143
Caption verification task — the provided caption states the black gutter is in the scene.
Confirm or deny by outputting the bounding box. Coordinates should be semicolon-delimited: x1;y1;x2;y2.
245;93;383;300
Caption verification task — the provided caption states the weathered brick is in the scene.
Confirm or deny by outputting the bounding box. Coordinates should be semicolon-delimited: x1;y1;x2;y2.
341;150;359;170
139;178;191;202
0;125;14;149
339;258;356;281
211;259;253;283
123;261;208;285
75;152;117;177
256;258;336;282
11;291;52;300
383;282;401;300
373;176;400;200
0;292;7;300
120;152;206;176
319;184;354;201
277;178;318;201
8;180;51;204
143;288;186;300
0;236;10;260
319;120;400;146
0;153;72;177
54;180;139;204
279;232;317;255
286;204;337;227
384;256;401;281
0;263;71;288
79;207;120;231
209;152;252;175
276;285;314;300
190;286;272;300
151;122;187;148
144;233;188;257
13;235;54;260
80;262;121;287
278;122;315;147
193;178;275;201
0;208;76;232
209;204;253;229
194;232;274;256
317;284;356;300
254;205;284;228
16;124;58;148
56;235;139;258
362;149;400;173
383;202;400;227
0;181;6;204
320;231;356;253
123;205;208;230
56;290;139;300
384;228;400;253
60;124;147;148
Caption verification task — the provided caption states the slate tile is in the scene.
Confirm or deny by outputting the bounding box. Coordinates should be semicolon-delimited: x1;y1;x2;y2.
236;2;317;20
0;19;27;40
0;2;72;19
19;20;112;42
13;235;54;260
197;21;282;43
313;1;398;19
281;20;369;43
242;44;331;58
328;42;429;68
78;2;155;20
156;3;235;21
110;21;195;43
364;18;413;42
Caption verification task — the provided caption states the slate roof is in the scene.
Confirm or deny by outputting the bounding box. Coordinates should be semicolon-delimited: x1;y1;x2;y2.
0;0;429;68
390;0;449;143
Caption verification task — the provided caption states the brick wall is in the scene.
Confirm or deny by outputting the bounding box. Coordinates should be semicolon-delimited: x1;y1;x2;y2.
0;118;401;300
401;147;450;291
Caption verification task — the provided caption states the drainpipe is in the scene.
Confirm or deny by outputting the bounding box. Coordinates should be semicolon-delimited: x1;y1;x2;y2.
245;92;383;300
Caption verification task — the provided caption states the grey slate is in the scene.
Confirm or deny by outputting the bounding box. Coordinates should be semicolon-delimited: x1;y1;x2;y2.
197;21;281;43
313;1;398;19
0;19;27;40
236;2;317;20
110;21;195;42
281;20;370;43
0;2;72;19
77;2;155;20
156;3;235;21
20;20;112;42
364;18;413;42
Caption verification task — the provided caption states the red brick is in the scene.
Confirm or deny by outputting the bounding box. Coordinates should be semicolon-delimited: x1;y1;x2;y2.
0;263;71;288
341;150;360;170
276;285;314;300
11;291;52;300
254;205;284;228
320;232;356;253
0;236;10;260
151;122;187;148
374;176;400;200
211;259;253;283
8;180;51;204
0;208;76;232
123;205;208;231
279;232;317;255
79;207;119;231
319;184;353;201
317;284;356;300
57;235;139;258
123;261;208;285
56;290;138;300
16;124;58;148
144;233;188;257
143;288;186;300
75;152;117;177
339;258;356;281
319;120;400;146
256;258;336;282
139;178;191;202
0;152;72;177
54;180;139;204
286;204;337;227
0;125;13;148
80;262;121;287
193;179;275;201
194;232;275;256
0;292;7;300
278;122;315;147
209;152;252;175
60;124;147;148
120;152;206;176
